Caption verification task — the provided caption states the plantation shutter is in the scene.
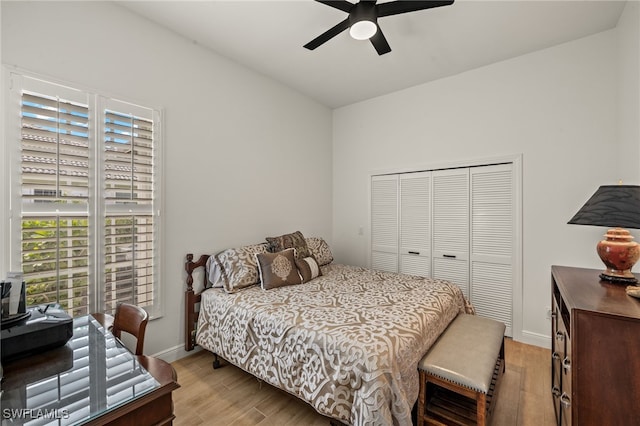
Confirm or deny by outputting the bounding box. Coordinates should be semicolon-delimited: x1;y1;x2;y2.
19;82;92;316
102;101;157;314
21;92;90;203
10;74;162;318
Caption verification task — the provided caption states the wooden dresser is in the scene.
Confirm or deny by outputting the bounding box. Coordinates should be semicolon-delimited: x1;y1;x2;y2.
551;265;640;425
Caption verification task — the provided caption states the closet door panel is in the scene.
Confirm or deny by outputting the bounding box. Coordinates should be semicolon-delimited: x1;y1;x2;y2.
432;169;470;295
433;257;470;298
400;255;431;277
470;164;513;334
471;262;513;335
399;172;431;277
371;175;398;272
372;251;400;273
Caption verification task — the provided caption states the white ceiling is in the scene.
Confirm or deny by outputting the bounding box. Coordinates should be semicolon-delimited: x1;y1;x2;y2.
119;0;627;108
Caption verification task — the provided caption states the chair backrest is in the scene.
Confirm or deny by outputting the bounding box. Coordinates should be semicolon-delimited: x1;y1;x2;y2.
112;303;149;356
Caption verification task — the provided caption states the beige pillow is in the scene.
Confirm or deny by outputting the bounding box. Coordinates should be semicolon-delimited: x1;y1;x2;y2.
305;237;334;266
214;243;268;293
265;231;311;260
256;249;303;290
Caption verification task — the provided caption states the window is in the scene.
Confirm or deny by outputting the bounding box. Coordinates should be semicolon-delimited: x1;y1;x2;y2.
7;73;162;318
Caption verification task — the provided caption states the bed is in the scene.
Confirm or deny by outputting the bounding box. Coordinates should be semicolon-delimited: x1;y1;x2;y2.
184;235;472;426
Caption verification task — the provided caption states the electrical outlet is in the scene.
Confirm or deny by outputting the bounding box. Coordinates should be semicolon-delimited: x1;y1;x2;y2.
546;306;552;320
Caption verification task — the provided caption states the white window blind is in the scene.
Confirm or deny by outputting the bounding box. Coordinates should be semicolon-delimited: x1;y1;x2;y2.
102;103;156;313
9;74;162;318
21;217;90;317
20;88;92;317
21;91;90;203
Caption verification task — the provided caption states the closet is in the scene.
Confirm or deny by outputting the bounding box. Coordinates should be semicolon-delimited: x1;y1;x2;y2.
371;163;514;335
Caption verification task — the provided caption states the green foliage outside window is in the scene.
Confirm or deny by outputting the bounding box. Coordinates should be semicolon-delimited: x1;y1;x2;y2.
21;218;89;316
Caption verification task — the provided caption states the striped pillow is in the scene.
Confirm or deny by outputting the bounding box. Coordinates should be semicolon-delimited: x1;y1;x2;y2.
296;256;322;283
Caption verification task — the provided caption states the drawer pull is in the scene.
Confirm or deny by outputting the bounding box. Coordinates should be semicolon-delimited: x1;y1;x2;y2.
562;357;571;372
560;392;571;408
552;386;561;398
552;352;561;360
443;254;456;259
408;251;420;255
555;331;564;342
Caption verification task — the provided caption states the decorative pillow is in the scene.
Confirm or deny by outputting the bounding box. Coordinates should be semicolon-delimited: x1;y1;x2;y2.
265;231;311;260
296;256;322;283
214;243;269;293
305;237;334;266
256;249;303;290
206;255;223;288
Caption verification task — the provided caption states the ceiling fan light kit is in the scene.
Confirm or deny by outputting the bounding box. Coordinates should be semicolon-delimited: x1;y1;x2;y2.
349;21;377;40
304;0;455;55
348;0;378;40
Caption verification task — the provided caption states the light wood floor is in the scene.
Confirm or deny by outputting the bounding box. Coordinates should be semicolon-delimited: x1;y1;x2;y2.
171;338;555;426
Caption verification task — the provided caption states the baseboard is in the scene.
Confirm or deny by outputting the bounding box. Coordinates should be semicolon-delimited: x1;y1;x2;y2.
151;344;202;363
516;330;551;349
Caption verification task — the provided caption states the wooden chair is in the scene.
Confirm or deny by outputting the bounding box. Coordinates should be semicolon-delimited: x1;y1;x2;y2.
112;303;149;356
93;303;149;355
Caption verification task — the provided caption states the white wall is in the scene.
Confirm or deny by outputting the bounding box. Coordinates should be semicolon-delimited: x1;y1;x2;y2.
1;1;333;358
0;0;4;277
617;0;640;183
332;30;620;346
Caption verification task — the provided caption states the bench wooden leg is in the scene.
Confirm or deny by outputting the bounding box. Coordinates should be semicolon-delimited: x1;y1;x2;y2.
418;370;426;426
476;391;486;426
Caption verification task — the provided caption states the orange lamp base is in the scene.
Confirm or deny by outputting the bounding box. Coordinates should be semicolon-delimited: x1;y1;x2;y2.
597;228;640;284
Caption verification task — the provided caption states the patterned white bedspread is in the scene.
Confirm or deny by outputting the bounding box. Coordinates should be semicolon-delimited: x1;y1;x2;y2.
196;264;470;425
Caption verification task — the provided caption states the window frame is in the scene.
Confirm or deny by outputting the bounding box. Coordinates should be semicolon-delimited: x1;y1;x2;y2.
4;70;164;319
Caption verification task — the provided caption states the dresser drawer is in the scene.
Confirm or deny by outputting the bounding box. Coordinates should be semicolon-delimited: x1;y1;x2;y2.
557;314;571;426
551;278;571;426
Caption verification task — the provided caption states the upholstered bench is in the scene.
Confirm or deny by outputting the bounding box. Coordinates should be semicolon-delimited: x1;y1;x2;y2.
417;314;506;426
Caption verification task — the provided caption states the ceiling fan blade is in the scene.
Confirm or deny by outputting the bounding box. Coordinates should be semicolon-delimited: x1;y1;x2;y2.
370;27;391;55
304;18;351;50
315;0;354;13
377;0;454;18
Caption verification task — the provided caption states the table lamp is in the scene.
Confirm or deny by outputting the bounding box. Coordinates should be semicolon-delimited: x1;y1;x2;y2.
568;185;640;284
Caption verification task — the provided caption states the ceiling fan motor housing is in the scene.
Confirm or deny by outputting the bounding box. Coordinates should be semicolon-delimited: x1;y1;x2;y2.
349;1;378;40
349;1;378;27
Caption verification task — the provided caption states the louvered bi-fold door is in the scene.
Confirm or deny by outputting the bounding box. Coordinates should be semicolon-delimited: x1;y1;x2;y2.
470;164;513;336
399;172;431;276
432;169;470;297
371;175;398;272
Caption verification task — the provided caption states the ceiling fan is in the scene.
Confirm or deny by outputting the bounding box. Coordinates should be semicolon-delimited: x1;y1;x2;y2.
304;0;454;55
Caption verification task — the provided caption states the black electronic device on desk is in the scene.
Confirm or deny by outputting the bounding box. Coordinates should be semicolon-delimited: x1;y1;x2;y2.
1;304;73;362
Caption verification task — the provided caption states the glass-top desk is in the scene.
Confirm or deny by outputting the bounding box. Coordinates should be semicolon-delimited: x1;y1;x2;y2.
1;315;179;426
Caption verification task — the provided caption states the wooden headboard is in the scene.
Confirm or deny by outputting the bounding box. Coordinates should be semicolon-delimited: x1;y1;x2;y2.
184;253;210;351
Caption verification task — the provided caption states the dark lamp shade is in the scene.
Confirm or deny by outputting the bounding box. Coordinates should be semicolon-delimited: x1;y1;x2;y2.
568;185;640;230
